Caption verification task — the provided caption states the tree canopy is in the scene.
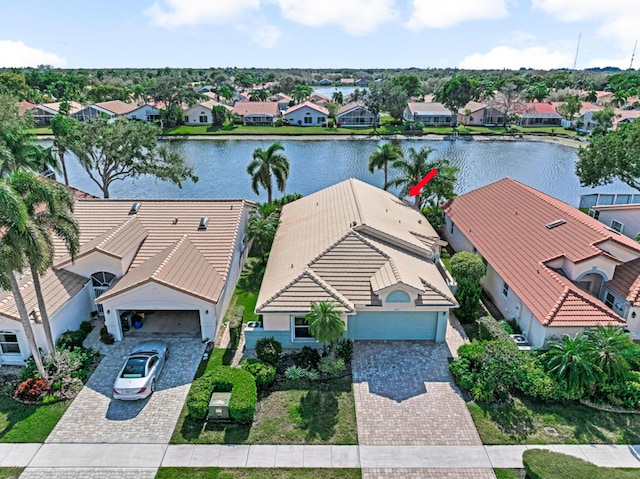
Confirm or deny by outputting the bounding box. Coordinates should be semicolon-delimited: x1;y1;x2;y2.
450;251;487;283
247;142;290;204
434;75;481;127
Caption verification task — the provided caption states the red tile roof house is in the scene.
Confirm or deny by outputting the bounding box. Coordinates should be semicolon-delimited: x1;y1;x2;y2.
284;101;329;127
515;102;562;127
232;101;281;126
442;178;640;348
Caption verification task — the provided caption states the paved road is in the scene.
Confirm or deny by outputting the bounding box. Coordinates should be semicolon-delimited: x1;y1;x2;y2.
45;337;204;444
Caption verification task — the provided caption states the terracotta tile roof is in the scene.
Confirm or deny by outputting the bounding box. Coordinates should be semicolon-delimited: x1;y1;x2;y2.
256;179;456;314
232;101;280;117
442;178;640;326
19;100;35;115
516;102;561;116
0;269;88;322
52;199;251;304
285;101;329;116
95;100;139;116
607;257;640;307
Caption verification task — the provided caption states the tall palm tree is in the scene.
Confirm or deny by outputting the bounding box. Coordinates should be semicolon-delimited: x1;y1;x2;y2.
332;91;344;105
368;143;404;189
587;325;632;385
7;171;80;356
386;146;436;208
50;114;77;186
291;84;312;104
251;89;269;102
247;202;279;262
247;142;290;204
306;301;344;347
0;178;47;378
545;333;602;397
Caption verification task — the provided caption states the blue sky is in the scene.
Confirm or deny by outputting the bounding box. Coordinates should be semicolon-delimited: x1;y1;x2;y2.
1;1;638;70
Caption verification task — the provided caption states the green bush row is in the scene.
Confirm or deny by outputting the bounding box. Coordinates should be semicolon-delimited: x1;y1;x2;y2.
477;316;512;341
56;320;93;350
228;305;244;349
187;366;257;424
241;358;276;388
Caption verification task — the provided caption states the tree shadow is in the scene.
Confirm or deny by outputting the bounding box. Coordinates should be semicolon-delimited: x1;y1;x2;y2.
484;402;536;442
296;388;339;441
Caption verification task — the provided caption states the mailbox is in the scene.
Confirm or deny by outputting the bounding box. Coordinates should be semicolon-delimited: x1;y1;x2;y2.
208;392;231;420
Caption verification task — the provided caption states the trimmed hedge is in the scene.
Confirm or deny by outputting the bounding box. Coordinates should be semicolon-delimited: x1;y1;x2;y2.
477;316;512;341
523;449;640;479
241;358;276;388
255;336;282;366
187;366;257;424
228;305;244;349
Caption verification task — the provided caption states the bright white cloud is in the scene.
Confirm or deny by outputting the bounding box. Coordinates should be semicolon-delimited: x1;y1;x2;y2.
145;0;260;28
532;0;640;48
405;0;508;30
274;0;397;35
238;22;282;49
0;40;66;68
459;45;572;70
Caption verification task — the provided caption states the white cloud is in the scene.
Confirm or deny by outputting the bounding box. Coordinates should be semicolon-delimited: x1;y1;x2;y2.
459;45;572;69
0;40;66;68
274;0;397;35
405;0;508;30
532;0;640;48
145;0;260;28
238;22;282;49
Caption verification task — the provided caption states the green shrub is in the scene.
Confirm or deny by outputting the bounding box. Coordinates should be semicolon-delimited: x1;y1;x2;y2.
455;278;482;323
228;305;244;349
187;366;257;424
478;316;512;341
79;320;93;336
290;346;321;369
516;356;569;401
318;356;345;375
99;326;114;344
498;320;514;334
284;365;305;380
594;370;640;410
241;358;276;388
255;336;282;366
335;338;354;363
56;330;86;350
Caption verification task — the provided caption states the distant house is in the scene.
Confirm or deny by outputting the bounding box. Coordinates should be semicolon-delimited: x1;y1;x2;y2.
246;179;457;348
595;91;615;106
308;92;331;107
403;102;454;126
196;85;214;94
284;101;328;127
268;92;293;112
318;79;332;86
19;100;35;115
442;178;640;347
340;78;356;85
232;101;280;126
183;100;232;126
126;102;164;123
335;102;378;127
458;101;488;126
516;102;562;127
234;92;251;103
580;192;640;240
581;108;640;132
72;100;138;122
29;101;83;126
551;102;601;128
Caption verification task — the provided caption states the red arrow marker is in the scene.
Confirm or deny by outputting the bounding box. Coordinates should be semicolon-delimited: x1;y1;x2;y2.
409;168;438;197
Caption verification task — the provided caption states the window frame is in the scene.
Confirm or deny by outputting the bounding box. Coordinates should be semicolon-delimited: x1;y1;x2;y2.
610;219;624;233
502;281;510;298
291;315;315;342
0;332;21;356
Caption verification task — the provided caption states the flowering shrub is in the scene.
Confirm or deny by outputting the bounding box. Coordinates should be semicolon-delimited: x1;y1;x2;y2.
15;378;50;401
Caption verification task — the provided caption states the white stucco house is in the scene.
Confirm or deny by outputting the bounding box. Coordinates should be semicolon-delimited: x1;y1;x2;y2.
0;196;253;365
284;101;328;127
183;100;232;126
442;178;640;348
403;102;454;126
246;179;457;349
579;192;640;241
72;100;139;122
28;101;83;126
126;103;164;123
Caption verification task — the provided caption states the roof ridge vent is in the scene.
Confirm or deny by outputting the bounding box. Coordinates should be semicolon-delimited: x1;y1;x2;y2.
128;201;141;215
545;219;566;229
198;217;209;230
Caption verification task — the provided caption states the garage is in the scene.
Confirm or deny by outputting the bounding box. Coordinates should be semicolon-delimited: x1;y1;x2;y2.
348;311;442;341
117;309;201;338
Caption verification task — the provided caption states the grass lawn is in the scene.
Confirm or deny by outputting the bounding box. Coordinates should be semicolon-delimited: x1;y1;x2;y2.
494;470;522;479
172;347;357;445
25;127;52;135
156;468;361;479
523;449;640;478
0;468;23;479
0;396;70;443
469;396;640;445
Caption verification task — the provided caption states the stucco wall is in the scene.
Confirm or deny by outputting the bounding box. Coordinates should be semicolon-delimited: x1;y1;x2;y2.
62;251;126;278
285;107;326;126
598;209;640;240
184;107;211;125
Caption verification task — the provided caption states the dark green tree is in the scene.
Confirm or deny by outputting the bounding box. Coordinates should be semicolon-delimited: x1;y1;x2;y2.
434;75;481;127
306;301;345;347
450;251;487;283
546;333;602;397
247;142;290;204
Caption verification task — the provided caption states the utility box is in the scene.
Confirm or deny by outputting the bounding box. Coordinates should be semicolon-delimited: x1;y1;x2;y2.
208;392;231;420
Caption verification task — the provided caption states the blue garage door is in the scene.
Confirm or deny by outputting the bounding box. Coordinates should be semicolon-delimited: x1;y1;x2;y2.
348;311;438;340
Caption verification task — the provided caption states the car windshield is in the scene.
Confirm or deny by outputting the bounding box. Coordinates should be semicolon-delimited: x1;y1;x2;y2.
121;357;147;378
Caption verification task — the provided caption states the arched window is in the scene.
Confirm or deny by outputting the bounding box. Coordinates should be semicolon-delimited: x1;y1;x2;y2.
91;272;117;315
386;290;411;303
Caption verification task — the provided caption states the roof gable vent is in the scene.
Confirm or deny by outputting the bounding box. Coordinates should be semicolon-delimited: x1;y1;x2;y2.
545;219;566;229
198;217;209;230
128;202;141;215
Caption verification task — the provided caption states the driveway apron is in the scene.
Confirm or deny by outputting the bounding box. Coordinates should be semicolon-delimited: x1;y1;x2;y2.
45;337;205;444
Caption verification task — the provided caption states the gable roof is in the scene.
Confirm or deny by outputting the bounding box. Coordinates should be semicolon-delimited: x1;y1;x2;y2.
35;101;83;115
459;101;487;114
95;100;139;116
285;101;329;116
232;101;280;117
607;257;640;307
406;102;452;115
256;179;456;314
185;99;232;114
442;178;640;327
517;102;561;117
336;102;372;116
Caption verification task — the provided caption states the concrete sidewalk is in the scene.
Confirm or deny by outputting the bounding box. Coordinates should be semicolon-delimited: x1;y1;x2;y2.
11;443;640;470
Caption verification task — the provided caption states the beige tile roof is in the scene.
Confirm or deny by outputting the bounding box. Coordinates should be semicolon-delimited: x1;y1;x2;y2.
459;101;487;114
336;102;369;116
256;179;456;314
232;101;280;117
0;269;88;322
285;101;329;116
97;235;225;303
406;102;451;115
186;99;232;113
41;101;83;114
95;100;139;115
52;199;251;304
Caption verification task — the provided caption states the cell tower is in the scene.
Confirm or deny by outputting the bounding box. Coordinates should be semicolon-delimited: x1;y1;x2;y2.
631;41;638;70
573;33;581;70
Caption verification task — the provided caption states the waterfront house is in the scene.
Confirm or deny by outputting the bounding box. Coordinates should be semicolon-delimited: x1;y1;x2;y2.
246;179;457;348
515;102;562;127
284;101;328;126
29;101;83;126
126;102;164;123
72;100;139;122
232;101;280;126
308;92;331;107
335;102;378;127
580;192;640;240
458;101;488;126
442;178;640;347
403;102;454;126
183;100;232;126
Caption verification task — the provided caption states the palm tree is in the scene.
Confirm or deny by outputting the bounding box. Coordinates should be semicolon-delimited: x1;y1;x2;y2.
291;84;312;104
332;91;344;105
587;326;632;385
7;171;80;356
545;333;602;397
306;301;344;347
368;143;404;189
247;142;290;204
386;146;436;208
0;178;47;378
50;114;77;186
251;89;269;102
247;202;279;262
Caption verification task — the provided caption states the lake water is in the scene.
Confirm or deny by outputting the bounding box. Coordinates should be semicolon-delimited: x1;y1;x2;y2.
42;138;634;206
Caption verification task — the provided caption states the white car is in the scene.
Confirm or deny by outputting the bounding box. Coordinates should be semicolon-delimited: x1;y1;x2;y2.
112;340;168;400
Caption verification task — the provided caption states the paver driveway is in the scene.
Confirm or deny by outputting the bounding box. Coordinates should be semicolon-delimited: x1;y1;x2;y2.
46;336;204;444
353;341;495;479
